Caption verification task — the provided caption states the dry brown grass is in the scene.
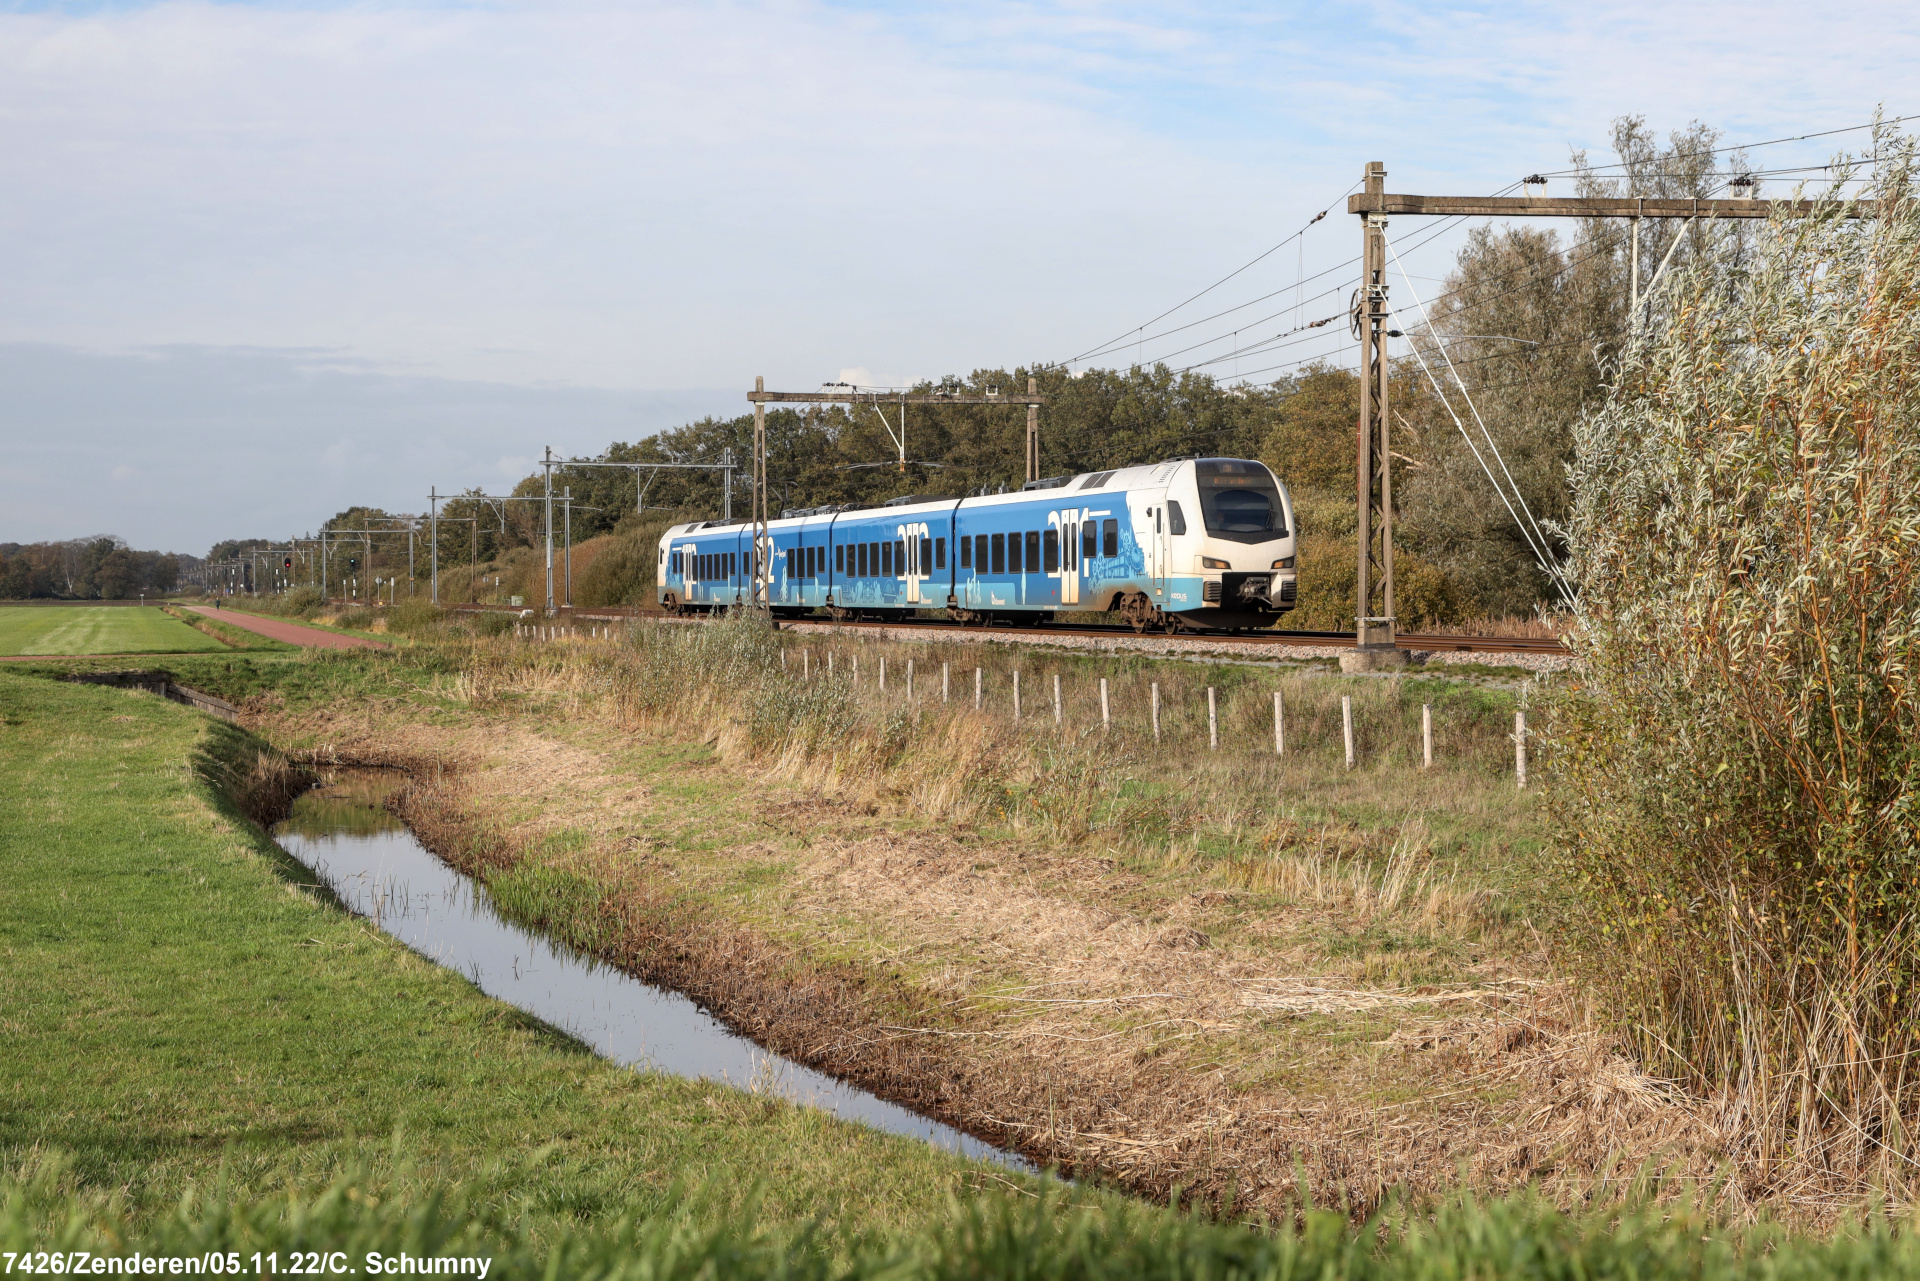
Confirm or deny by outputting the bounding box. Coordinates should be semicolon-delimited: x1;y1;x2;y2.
233;623;1760;1220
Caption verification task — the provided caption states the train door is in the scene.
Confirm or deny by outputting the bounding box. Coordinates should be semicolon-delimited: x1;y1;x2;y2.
901;523;920;605
1056;510;1080;607
1144;494;1169;600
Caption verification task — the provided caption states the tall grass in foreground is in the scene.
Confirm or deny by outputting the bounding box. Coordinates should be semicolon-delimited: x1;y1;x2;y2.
1555;126;1920;1197
456;612;1536;942
12;1163;1920;1280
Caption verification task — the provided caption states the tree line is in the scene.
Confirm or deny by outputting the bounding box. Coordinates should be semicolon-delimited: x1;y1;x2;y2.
0;537;188;600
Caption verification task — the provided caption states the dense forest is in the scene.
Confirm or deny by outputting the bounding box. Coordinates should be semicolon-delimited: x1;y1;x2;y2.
0;537;189;600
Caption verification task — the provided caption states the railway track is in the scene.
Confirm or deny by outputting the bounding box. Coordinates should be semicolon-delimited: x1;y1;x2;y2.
442;602;1567;656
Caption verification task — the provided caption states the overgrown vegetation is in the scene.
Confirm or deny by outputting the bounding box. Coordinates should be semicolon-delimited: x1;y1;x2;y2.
0;667;1037;1236
1554;127;1920;1197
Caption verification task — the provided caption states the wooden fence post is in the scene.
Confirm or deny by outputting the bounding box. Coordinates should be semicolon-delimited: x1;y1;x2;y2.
1422;703;1433;770
1013;670;1022;720
1208;687;1218;751
974;666;982;710
1053;674;1062;725
1100;678;1110;730
1274;691;1284;756
907;658;915;701
1342;695;1355;770
1515;711;1528;789
1151;682;1161;744
942;662;950;703
880;656;887;694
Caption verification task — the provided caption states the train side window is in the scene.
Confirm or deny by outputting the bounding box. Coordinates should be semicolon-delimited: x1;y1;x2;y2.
1102;519;1118;558
976;534;989;571
1168;501;1187;536
1025;531;1040;573
1083;521;1096;560
674;551;682;575
1006;532;1020;574
921;535;933;573
990;532;1005;574
881;541;892;576
896;539;906;575
935;537;945;569
856;543;867;576
835;545;843;573
1154;508;1161;534
1043;529;1059;573
959;536;970;569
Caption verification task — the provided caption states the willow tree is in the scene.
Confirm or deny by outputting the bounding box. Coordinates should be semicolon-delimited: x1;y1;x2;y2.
1553;129;1920;1192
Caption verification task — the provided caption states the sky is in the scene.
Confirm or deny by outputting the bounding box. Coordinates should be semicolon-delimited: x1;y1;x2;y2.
2;0;1916;554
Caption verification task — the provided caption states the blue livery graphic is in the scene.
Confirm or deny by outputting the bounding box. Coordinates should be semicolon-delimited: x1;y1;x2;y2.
656;457;1298;632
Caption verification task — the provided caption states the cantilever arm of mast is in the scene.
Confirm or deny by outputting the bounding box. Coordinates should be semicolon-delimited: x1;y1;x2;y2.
747;391;1048;405
1348;193;1877;219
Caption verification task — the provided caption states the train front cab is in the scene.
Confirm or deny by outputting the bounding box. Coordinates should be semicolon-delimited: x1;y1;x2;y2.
1155;459;1297;629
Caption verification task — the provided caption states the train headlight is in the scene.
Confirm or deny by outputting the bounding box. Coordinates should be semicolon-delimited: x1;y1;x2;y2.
1271;557;1294;569
1201;557;1232;570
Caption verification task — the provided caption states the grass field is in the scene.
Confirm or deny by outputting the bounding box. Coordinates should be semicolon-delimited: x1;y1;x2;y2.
0;605;228;656
5;660;1920;1274
0;668;1044;1242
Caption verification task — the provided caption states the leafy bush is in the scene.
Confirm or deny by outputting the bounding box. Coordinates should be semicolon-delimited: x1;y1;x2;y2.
385;600;444;634
1553;130;1920;1188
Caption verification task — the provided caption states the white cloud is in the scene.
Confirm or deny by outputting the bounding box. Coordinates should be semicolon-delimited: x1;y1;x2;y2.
110;464;136;480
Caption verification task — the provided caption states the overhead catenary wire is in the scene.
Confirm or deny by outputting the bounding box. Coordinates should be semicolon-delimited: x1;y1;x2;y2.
1065;178;1364;367
1386;230;1561;565
1524;111;1920;180
1383;233;1574;604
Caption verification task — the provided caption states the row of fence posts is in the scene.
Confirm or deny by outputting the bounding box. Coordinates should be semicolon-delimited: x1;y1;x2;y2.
514;623;620;641
780;646;1531;787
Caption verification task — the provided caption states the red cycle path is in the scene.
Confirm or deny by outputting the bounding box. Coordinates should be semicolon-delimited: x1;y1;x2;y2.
189;607;389;650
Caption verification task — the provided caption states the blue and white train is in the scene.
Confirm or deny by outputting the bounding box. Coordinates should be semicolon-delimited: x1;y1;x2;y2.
656;457;1298;632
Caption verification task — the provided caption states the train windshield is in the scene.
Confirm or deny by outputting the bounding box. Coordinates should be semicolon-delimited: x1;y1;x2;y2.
1194;460;1288;543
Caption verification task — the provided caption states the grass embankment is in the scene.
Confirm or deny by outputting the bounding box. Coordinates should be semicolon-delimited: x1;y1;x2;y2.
130;622;1717;1221
161;603;295;652
0;605;228;656
0;667;1042;1243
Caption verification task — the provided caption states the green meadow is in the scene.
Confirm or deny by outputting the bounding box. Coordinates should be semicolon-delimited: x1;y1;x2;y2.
0;605;227;656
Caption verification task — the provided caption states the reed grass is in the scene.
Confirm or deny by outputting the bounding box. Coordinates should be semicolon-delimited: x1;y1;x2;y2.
466;613;1541;941
1554;127;1920;1200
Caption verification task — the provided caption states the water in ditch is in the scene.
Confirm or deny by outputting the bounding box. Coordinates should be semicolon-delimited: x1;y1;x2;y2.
274;770;1029;1171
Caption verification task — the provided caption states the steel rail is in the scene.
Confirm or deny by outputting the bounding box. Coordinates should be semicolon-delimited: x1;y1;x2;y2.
444;603;1567;655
